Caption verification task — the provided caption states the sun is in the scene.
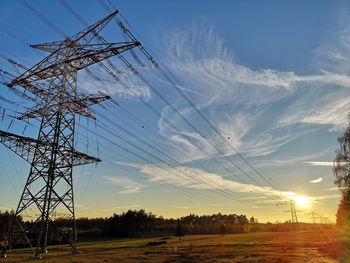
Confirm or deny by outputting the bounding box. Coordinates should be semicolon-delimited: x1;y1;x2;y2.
293;196;310;207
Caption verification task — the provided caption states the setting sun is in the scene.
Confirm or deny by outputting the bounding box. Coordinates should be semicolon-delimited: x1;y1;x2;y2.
293;196;310;207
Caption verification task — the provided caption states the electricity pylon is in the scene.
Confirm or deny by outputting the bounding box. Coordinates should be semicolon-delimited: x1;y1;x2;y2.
305;211;321;224
278;200;299;223
0;11;140;258
289;201;298;223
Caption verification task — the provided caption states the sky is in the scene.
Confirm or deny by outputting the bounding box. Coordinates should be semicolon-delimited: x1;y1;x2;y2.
0;0;349;223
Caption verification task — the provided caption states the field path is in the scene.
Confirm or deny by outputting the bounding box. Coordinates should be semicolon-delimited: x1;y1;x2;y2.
1;230;348;262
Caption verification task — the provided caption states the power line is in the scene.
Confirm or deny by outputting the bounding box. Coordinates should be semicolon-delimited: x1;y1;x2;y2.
58;1;289;203
19;0;67;38
75;120;231;203
0;48;225;206
57;1;263;200
79;122;217;202
100;1;288;201
4;0;290;216
95;108;251;200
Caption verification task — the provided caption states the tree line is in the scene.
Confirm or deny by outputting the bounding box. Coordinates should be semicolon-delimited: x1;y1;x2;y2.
0;208;335;246
0;209;256;242
57;211;255;238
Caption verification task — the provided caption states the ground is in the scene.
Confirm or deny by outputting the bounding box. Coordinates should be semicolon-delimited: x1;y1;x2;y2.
1;230;349;262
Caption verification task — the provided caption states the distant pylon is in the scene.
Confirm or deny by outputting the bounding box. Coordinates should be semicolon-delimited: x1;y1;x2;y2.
305;211;321;224
0;11;140;258
289;201;298;224
278;200;299;223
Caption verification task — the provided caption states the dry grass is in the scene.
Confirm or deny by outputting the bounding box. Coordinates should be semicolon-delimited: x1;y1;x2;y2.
1;230;349;262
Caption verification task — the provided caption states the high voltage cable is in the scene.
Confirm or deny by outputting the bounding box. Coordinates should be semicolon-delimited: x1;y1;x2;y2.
19;0;67;38
99;0;288;201
95;108;252;200
93;118;278;203
56;1;264;200
94;10;274;191
0;52;208;206
59;0;242;184
8;1;289;204
101;0;276;187
0;59;282;208
109;50;282;198
77;120;215;203
95;120;244;202
76;119;249;205
75;125;216;203
58;1;289;203
79;122;220;203
82;103;267;203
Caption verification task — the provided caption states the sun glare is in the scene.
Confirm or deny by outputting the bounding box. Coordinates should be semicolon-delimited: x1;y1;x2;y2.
293;196;310;207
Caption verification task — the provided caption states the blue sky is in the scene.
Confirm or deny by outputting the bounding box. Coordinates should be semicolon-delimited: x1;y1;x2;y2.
0;0;349;223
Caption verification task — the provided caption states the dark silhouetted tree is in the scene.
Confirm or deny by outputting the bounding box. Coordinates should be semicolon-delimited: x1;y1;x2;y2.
334;115;350;229
238;215;248;233
175;222;184;240
220;224;226;236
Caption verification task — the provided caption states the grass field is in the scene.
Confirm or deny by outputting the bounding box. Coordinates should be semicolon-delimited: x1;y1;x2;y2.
1;230;349;262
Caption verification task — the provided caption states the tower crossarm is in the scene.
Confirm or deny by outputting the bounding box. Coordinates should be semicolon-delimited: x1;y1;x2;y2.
0;68;48;99
8;42;140;87
0;130;100;166
17;93;110;120
64;148;101;166
31;10;118;53
0;130;39;164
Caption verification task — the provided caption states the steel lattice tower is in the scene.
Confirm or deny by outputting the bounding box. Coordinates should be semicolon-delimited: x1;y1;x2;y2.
278;200;299;224
0;11;139;258
289;201;298;224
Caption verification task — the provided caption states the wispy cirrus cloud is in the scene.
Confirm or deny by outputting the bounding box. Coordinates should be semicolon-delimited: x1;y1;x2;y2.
309;177;323;184
157;18;350;163
104;175;144;194
306;161;334;167
119;162;295;201
311;1;350;75
78;65;151;100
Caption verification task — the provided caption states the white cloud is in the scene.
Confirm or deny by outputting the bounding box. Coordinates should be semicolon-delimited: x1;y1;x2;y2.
309;177;323;184
306;161;334;167
158;18;350;162
116;158;341;209
311;1;350;75
104;175;144;194
78;66;151;100
128;162;295;202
